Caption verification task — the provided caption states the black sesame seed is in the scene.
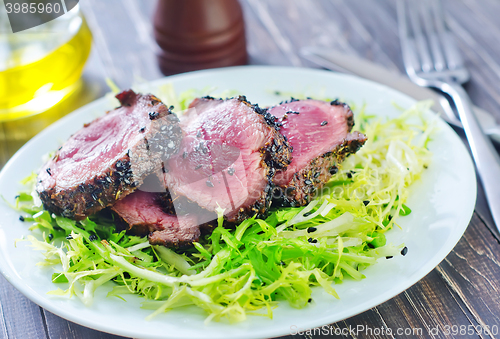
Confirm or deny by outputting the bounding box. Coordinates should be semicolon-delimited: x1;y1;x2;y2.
303;212;312;217
148;111;159;120
66;235;73;240
48;234;53;241
19;215;25;222
367;243;375;249
314;172;320;178
363;200;370;206
139;127;145;133
346;172;352;179
386;256;393;259
228;167;235;175
330;99;341;105
308;298;312;303
287;110;300;114
206;181;214;187
329;166;338;175
307;227;317;233
89;234;98;241
46;168;52;176
14;195;20;199
388;215;393;221
321;120;328;126
169;105;174;111
304;179;312;185
279;261;285;266
401;246;408;256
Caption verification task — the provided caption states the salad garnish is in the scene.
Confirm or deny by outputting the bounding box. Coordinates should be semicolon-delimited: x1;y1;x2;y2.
12;91;435;323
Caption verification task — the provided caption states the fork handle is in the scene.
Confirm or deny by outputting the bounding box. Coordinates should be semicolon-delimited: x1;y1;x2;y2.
441;81;500;229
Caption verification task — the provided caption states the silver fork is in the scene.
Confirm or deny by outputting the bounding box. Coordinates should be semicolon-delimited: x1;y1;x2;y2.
398;0;500;231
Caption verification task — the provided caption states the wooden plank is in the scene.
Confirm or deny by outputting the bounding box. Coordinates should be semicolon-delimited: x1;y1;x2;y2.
244;0;303;67
0;275;48;339
80;0;162;88
43;310;125;339
442;0;500;120
436;213;500;336
1;1;499;339
327;0;401;70
240;0;293;66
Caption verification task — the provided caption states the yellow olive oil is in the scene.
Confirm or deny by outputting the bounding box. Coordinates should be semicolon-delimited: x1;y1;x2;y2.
0;12;92;166
0;18;92;120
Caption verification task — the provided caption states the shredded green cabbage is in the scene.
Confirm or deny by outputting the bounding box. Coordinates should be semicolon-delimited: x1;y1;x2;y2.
13;94;435;323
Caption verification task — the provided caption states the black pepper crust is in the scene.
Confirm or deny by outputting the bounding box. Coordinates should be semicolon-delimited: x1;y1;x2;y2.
331;99;354;131
273;132;367;208
38;156;138;219
191;96;292;223
279;97;355;131
233;95;293;221
36;90;183;220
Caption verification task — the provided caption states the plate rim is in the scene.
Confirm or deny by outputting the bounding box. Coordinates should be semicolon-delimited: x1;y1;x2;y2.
0;65;477;339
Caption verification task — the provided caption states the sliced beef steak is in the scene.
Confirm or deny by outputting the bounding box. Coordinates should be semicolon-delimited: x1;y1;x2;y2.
36;90;182;220
160;96;292;223
111;190;201;247
269;99;367;206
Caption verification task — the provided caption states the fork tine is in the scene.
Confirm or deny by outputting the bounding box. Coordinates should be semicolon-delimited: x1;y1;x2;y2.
430;0;464;70
407;0;433;73
397;0;422;75
420;0;446;71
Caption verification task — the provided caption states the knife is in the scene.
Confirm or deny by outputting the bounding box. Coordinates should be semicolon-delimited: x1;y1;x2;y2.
301;46;500;143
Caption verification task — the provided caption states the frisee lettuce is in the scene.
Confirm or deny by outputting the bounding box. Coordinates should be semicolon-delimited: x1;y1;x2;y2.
13;98;435;323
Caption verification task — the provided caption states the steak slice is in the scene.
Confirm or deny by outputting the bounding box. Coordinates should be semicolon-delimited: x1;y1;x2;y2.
159;96;292;223
268;99;367;207
111;190;201;247
36;90;182;220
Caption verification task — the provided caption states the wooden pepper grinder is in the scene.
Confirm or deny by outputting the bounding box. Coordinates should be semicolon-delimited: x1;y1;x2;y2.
153;0;248;75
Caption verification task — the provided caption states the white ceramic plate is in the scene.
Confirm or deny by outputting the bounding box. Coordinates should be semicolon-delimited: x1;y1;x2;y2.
0;66;476;339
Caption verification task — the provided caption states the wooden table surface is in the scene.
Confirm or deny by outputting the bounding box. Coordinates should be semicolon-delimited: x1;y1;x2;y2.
1;0;500;338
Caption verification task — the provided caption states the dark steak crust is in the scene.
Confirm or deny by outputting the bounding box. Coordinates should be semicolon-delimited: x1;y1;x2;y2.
275;132;367;206
36;90;182;220
160;96;292;223
269;99;367;207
